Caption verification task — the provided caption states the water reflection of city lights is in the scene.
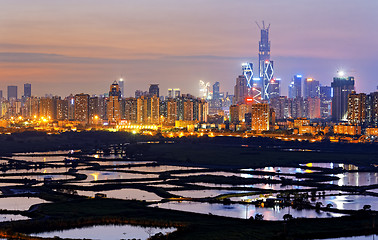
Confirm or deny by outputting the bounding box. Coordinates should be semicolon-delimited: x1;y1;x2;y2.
90;173;100;181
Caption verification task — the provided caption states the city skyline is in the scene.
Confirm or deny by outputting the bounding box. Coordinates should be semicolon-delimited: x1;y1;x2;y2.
1;0;378;97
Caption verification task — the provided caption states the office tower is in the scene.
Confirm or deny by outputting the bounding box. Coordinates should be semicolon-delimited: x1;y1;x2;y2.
257;21;273;100
124;98;137;122
137;96;148;123
0;90;2;100
366;92;378;126
74;93;90;124
331;76;355;122
149;84;159;97
7;86;17;100
268;78;280;99
320;86;332;119
288;75;302;99
24;83;31;98
303;78;320;98
119;78;124;98
251;103;270;131
242;63;253;89
107;81;121;123
347;91;366;125
234;75;248;104
213;82;220;100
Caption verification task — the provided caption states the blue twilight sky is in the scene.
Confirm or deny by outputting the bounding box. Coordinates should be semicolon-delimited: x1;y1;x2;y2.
0;0;377;97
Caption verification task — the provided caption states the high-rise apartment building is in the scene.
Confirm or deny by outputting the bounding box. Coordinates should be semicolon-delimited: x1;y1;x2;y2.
251;103;270;131
7;86;17;100
124;98;137;122
148;95;160;124
137;96;148;124
347;91;366;125
166;99;177;125
74;93;90;124
366;92;378;126
56;99;68;120
107;81;121;123
331;76;355;122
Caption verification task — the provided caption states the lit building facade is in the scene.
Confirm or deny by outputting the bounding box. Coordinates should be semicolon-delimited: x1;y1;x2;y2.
107;81;121;123
331;76;355;122
74;93;90;124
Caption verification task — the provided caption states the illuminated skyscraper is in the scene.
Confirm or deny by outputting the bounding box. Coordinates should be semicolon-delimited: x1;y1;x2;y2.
257;21;273;100
137;96;148;123
320;86;332;119
148;95;160;124
366;92;378;126
242;63;253;89
166;99;177;125
251;103;270;131
213;82;220;100
303;78;320;98
268;78;280;99
347;91;366;125
199;80;210;100
74;93;90;124
331;75;355;122
107;81;121;123
119;78;124;98
288;75;302;99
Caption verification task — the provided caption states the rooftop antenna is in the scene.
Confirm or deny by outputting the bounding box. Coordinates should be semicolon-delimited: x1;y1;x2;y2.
255;21;270;30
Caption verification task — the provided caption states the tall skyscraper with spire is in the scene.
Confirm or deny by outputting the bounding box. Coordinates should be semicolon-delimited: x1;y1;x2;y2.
257;21;274;100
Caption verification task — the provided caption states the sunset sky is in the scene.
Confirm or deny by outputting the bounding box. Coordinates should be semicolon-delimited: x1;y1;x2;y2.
1;0;377;98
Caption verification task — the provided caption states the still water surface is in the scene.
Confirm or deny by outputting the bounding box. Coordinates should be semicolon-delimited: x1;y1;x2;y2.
32;224;176;240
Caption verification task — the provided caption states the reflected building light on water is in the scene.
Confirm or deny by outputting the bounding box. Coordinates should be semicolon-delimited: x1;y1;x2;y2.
90;173;99;181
